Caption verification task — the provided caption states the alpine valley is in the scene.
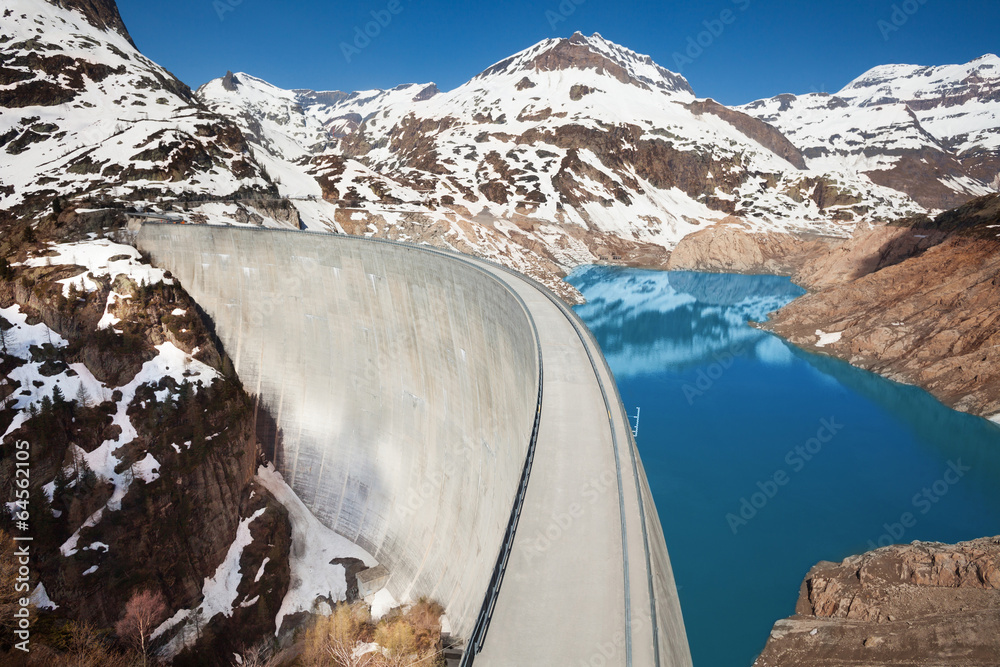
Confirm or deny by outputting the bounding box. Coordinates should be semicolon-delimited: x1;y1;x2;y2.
1;0;999;665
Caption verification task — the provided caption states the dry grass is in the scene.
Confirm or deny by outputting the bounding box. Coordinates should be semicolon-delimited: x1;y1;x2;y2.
301;598;445;667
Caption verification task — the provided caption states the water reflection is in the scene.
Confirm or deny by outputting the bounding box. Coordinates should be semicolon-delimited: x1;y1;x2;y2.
570;266;805;376
567;265;1000;667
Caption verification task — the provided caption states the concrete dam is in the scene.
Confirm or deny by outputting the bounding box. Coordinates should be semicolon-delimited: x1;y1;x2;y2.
137;224;692;667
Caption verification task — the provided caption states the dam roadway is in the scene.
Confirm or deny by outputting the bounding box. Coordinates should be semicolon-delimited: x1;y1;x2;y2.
137;224;691;667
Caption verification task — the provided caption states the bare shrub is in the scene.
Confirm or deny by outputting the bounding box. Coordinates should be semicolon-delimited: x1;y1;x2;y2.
115;589;167;667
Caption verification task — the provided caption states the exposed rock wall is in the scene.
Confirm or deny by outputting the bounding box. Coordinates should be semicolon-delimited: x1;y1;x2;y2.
666;218;840;276
754;536;1000;667
766;195;1000;418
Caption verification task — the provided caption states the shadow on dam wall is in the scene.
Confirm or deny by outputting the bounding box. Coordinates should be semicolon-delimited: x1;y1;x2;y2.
137;224;539;640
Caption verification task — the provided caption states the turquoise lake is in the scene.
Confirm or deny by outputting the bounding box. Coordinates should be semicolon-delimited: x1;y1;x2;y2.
566;266;1000;667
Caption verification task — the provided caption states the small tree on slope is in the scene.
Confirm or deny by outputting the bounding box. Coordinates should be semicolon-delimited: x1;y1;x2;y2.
115;589;167;667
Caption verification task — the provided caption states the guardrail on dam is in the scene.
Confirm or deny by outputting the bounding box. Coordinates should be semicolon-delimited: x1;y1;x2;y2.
137;224;692;667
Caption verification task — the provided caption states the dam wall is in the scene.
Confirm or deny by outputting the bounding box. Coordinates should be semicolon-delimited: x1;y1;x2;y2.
137;225;539;638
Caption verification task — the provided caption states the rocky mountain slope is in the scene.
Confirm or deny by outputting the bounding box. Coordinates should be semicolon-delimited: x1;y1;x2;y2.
754;536;1000;667
0;0;277;226
6;0;998;296
196;35;1000;293
740;56;1000;211
0;207;294;664
764;193;1000;420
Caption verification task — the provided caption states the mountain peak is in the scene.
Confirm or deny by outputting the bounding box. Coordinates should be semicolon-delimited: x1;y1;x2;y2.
475;33;693;97
48;0;136;46
837;54;1000;110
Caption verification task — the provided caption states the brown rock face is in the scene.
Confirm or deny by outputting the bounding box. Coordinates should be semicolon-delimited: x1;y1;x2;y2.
47;0;136;46
754;536;1000;667
687;99;806;169
792;223;947;289
865;149;983;211
666;218;840;276
766;193;1000;418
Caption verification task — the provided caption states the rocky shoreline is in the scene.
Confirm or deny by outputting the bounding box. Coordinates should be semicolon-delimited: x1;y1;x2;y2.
664;194;1000;666
753;536;1000;667
667;194;1000;421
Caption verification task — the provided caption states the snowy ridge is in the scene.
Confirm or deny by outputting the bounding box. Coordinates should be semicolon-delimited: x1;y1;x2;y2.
0;0;272;214
740;55;1000;207
6;1;999;290
198;31;946;274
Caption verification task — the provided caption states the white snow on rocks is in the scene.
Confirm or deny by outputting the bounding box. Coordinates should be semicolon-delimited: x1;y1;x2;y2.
153;507;268;656
815;330;843;348
0;305;106;440
256;464;378;634
132;453;162;484
60;343;219;557
24;239;172;297
367;588;398;622
30;583;58;610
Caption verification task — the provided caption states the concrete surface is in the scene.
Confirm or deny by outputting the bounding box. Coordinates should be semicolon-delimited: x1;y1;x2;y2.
137;224;691;666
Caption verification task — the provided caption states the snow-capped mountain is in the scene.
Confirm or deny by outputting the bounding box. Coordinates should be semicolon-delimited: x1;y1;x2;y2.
740;55;1000;209
4;0;999;290
197;32;952;285
0;0;276;223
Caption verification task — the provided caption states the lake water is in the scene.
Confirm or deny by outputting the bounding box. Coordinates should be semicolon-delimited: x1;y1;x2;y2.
567;266;1000;667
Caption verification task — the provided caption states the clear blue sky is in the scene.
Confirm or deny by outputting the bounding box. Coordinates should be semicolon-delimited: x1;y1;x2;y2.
117;0;1000;105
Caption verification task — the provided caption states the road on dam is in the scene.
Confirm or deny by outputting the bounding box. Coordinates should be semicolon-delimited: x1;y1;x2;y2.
137;224;691;667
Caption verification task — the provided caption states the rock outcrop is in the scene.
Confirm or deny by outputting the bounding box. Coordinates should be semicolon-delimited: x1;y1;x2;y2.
766;194;1000;418
666;217;840;276
754;536;1000;667
740;55;1000;213
50;0;136;45
0;210;292;660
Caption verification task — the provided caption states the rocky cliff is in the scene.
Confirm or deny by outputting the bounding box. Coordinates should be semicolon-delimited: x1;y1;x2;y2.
198;33;998;292
765;194;1000;419
754;536;1000;667
665;217;839;276
0;207;292;663
0;0;277;227
740;55;1000;212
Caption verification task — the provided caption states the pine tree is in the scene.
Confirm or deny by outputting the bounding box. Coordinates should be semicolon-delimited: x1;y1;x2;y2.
74;384;91;410
53;464;71;510
52;385;65;406
0;322;9;355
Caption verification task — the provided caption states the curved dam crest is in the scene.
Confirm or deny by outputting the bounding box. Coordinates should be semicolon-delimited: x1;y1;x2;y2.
137;224;691;667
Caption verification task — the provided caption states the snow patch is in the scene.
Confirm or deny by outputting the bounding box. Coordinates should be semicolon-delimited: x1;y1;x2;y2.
815;330;843;348
256;464;377;634
154;507;267;656
367;588;398;621
254;557;270;583
24;240;172;298
30;583;57;610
